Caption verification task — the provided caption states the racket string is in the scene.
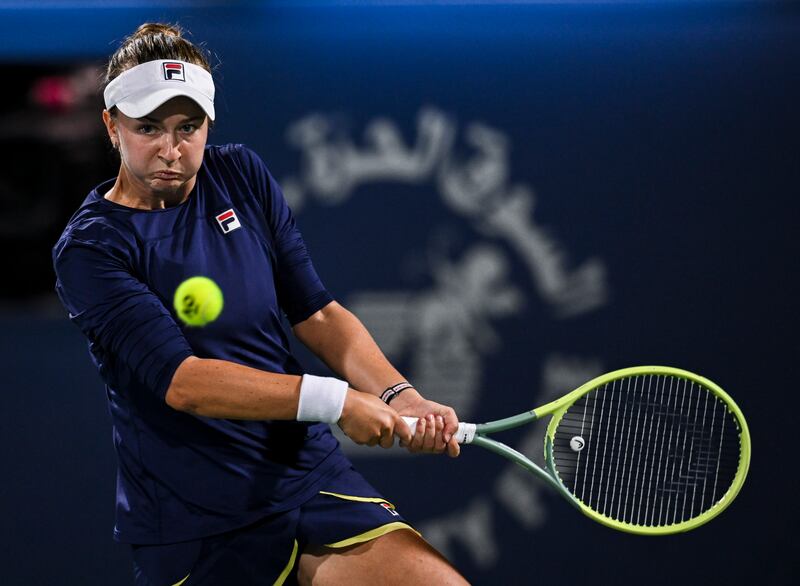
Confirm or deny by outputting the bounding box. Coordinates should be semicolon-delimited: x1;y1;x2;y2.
587;380;608;507
552;374;741;526
641;374;667;525
633;374;658;525
572;383;591;496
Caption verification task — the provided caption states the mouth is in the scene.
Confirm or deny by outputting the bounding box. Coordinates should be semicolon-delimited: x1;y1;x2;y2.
153;171;182;180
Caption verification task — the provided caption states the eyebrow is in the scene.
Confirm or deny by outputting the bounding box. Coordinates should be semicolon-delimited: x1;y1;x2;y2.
139;115;205;123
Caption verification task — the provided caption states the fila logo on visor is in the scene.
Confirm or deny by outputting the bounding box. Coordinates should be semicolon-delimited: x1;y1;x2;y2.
162;62;185;82
216;209;241;234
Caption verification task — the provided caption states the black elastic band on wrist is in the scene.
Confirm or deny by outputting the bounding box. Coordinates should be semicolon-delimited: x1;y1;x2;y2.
380;382;414;404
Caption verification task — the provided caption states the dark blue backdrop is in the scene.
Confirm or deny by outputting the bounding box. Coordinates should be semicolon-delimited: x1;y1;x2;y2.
1;2;797;585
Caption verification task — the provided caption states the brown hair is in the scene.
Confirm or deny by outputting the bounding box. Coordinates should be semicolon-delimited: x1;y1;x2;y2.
105;23;212;85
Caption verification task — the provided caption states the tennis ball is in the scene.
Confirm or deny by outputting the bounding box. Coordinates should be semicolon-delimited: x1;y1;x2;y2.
173;276;224;327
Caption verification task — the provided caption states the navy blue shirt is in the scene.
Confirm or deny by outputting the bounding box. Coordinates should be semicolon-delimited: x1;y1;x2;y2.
53;144;349;544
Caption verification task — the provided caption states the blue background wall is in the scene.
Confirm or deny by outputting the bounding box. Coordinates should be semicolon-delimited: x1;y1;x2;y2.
1;1;797;584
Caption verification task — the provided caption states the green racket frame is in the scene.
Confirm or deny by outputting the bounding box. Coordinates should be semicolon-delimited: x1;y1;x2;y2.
468;366;751;535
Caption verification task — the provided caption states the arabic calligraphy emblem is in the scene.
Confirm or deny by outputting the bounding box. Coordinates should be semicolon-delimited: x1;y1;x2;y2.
282;107;610;568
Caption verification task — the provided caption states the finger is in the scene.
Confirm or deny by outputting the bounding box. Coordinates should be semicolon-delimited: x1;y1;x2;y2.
440;408;459;444
422;414;436;451
410;415;426;451
446;436;461;458
434;415;446;452
394;415;413;446
379;420;395;449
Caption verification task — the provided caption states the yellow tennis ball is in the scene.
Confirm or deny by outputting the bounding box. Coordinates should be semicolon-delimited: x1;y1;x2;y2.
173;276;224;327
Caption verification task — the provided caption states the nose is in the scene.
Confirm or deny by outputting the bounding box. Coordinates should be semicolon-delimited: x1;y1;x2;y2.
157;132;181;164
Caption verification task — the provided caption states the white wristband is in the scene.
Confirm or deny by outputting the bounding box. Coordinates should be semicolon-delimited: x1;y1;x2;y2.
297;374;349;423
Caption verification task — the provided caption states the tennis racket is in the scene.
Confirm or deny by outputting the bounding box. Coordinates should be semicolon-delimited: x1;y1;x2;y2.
403;366;751;535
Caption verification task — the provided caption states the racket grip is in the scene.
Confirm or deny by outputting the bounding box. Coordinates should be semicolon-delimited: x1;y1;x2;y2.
400;416;477;444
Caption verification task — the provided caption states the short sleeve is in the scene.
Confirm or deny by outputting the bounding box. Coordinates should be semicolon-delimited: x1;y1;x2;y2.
234;146;334;325
53;235;194;400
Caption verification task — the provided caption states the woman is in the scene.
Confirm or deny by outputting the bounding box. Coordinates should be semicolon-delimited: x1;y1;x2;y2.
53;23;468;586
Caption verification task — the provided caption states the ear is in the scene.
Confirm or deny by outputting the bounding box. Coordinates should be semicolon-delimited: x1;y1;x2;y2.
102;109;118;147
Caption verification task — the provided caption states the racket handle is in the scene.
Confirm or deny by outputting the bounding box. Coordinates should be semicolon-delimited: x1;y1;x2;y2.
400;416;477;444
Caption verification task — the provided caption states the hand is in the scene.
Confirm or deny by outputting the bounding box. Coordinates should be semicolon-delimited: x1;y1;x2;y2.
337;389;413;449
390;389;461;458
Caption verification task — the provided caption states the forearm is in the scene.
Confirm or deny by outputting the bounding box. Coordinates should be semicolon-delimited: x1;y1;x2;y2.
293;301;414;398
165;356;303;419
165;355;410;449
293;301;460;455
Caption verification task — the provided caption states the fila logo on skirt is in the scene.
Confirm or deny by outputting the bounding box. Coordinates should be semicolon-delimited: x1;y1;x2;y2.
380;502;400;517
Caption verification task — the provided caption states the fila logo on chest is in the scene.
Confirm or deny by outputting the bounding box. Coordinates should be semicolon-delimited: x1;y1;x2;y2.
215;209;241;234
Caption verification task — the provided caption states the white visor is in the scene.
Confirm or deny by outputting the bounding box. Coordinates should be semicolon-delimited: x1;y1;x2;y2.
104;59;215;121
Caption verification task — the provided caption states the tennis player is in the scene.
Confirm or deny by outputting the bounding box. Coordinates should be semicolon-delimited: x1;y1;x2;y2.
53;23;468;585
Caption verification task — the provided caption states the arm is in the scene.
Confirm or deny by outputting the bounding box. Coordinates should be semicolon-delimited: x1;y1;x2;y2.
293;301;461;456
54;234;407;448
232;150;454;450
165;356;410;448
165;356;301;419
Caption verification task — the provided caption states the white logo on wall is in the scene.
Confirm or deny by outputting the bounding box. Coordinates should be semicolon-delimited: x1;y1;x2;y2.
283;107;609;568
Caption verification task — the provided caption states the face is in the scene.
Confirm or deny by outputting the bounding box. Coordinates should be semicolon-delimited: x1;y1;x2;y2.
103;96;209;203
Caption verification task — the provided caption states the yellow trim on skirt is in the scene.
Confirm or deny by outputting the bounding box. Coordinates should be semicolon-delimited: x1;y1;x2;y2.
318;491;393;505
325;522;419;549
273;540;299;586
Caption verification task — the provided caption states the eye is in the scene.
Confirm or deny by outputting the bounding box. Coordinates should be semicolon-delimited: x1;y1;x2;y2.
137;124;157;135
180;123;198;134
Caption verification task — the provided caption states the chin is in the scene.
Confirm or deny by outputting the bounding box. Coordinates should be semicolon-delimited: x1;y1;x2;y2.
149;182;182;195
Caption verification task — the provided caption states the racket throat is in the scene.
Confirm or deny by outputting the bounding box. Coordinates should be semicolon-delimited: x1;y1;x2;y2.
470;435;575;502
